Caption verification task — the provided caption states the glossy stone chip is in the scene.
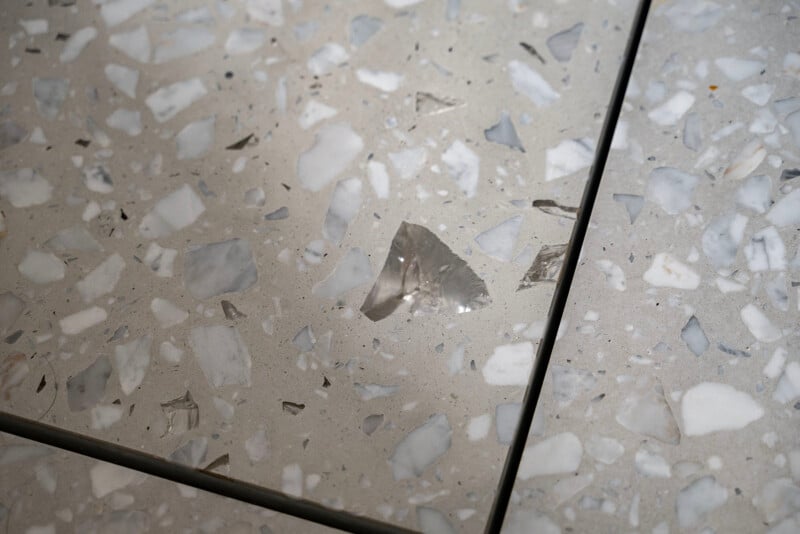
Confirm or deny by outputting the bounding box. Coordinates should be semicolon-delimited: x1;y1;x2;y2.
360;222;490;321
518;244;567;290
160;391;199;436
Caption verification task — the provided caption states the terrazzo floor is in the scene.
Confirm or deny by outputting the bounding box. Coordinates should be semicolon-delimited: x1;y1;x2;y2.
1;0;798;533
506;2;800;534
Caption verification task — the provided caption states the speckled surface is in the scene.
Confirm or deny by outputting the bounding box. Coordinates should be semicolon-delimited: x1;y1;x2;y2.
0;432;339;533
0;0;634;531
503;2;800;533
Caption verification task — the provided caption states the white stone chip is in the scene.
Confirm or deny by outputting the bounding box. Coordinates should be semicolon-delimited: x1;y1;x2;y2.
152;27;215;63
648;91;695;125
18;250;65;284
741;84;775;106
724;140;766;181
109;25;151;63
114;336;151;395
225;28;266;55
594;260;626;290
91;405;124;430
176;116;215;160
545;138;594;181
390;414;452;480
646;167;698;214
189;325;252;388
643;253;700;289
495;403;521;444
297;123;363;192
139;184;206;239
482;342;533;386
60;27;98;63
245;429;269;463
159;341;184;365
367;161;390;199
635;449;672;478
441;140;480;197
518;432;582;479
82;165;113;194
245;0;284;26
682;382;764;436
384;0;424;7
282;463;303;497
752;478;800;524
585;435;624;465
105;109;142;136
19;19;48;36
466;414;491;441
322;178;362;245
774;362;800;404
150;298;189;328
388;147;427;180
143;242;177;277
663;0;723;32
145;78;207;123
298;100;337;130
785;52;800;79
741;303;782;343
76;253;125;302
312;248;372;299
508;60;560;107
744;226;786;272
768;189;800;227
681;316;709;356
307;43;349;76
101;0;156;27
90;462;142;498
0;168;53;207
474;216;523;262
736;175;771;214
715;57;766;81
676;476;728;528
764;347;787;379
356;69;403;91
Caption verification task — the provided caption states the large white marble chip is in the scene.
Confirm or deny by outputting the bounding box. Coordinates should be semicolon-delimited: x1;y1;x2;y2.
139;184;205;239
184;239;257;300
297;123;363;192
188;325;252;388
681;382;764;436
518;432;583;479
390;414;452;480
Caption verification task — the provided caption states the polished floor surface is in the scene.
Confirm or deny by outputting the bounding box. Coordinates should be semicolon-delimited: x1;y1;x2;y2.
1;0;798;533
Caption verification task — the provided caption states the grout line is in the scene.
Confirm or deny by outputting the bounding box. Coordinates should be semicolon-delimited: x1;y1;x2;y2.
0;412;416;534
482;0;653;532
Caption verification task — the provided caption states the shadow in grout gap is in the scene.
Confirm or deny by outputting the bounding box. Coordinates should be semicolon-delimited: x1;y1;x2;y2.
483;0;655;532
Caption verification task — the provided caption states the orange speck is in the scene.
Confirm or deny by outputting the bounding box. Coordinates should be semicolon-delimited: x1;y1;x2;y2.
709;85;718;91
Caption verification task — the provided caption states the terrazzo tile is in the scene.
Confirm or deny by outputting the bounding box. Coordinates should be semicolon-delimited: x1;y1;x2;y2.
0;433;340;534
0;0;632;530
503;2;800;533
